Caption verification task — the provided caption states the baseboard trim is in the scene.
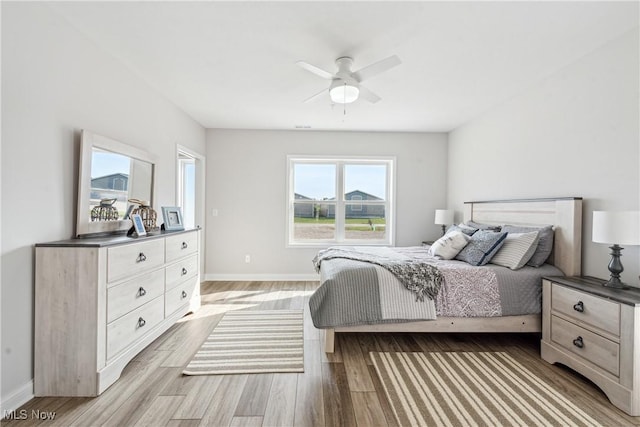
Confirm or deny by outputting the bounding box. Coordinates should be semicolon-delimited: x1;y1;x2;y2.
1;380;34;414
203;273;319;281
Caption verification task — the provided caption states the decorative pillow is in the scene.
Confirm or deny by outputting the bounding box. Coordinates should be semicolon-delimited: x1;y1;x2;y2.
466;221;502;232
501;225;554;267
446;223;478;236
490;231;540;270
428;230;470;260
455;230;508;266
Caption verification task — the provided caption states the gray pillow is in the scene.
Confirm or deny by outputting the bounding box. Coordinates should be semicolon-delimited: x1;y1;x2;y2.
501;225;554;267
466;221;502;232
446;224;478;236
455;230;508;266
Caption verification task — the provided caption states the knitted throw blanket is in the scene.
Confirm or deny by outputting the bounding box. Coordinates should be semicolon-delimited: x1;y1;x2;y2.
312;247;443;302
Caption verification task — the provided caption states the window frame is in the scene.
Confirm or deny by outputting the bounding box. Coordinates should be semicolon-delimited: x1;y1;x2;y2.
286;155;396;247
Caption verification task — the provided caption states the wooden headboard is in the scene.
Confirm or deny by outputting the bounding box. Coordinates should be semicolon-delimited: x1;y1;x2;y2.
463;198;583;276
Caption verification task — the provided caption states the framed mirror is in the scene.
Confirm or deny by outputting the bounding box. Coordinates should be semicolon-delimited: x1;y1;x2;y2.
76;130;156;237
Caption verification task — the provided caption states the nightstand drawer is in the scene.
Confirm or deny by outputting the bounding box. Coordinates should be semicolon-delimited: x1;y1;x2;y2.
551;315;619;377
552;284;620;336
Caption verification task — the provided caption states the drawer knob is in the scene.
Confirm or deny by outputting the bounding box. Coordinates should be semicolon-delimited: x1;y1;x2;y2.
182;242;188;249
182;268;188;276
137;252;147;263
138;317;146;328
573;301;584;312
572;336;584;348
138;287;147;297
181;290;188;299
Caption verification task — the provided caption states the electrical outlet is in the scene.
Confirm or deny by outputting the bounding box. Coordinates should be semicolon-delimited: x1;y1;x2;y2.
245;255;251;263
211;209;219;217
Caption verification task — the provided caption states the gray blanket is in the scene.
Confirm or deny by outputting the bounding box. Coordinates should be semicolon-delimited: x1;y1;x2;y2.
312;246;443;301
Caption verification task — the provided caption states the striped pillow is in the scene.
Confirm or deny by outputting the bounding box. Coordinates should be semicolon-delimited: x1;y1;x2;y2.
490;231;540;270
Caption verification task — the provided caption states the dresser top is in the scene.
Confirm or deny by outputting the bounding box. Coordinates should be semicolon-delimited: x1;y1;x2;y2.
545;276;640;306
36;228;198;248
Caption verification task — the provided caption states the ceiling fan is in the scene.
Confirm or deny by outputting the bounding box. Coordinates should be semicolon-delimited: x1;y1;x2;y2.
296;55;401;105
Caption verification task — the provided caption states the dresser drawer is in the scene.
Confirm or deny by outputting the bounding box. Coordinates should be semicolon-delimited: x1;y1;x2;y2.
106;296;164;360
165;232;198;263
165;254;198;291
552;284;620;336
107;239;165;283
107;269;165;323
165;276;198;317
551;315;619;376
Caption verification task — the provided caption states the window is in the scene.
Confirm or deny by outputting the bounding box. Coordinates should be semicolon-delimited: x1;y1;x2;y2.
287;156;394;246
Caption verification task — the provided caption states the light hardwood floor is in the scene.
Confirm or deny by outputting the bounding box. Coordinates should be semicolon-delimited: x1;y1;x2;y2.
5;281;639;426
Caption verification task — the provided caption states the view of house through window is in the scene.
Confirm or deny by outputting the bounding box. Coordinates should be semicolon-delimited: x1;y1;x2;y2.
288;157;394;245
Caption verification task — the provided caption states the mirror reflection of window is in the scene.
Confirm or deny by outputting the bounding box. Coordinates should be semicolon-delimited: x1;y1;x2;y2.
90;149;130;219
90;148;153;221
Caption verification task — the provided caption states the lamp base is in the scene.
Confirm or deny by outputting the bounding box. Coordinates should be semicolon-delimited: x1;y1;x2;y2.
603;277;630;290
603;244;629;289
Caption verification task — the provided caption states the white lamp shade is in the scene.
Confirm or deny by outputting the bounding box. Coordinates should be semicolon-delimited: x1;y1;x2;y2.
592;211;640;245
434;209;454;225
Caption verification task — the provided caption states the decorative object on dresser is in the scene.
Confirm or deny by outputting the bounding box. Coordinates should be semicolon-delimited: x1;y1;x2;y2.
162;206;185;231
130;213;146;237
434;209;454;236
592;211;640;288
129;198;158;232
34;229;200;396
541;276;640;416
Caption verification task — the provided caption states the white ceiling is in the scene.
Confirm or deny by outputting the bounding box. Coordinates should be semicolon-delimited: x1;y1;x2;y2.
48;1;638;132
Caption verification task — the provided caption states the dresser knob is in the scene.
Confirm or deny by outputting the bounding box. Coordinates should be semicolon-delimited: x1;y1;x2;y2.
182;242;188;249
573;336;584;348
138;287;147;297
181;290;188;299
137;252;147;263
138;317;146;328
573;301;584;312
182;268;188;276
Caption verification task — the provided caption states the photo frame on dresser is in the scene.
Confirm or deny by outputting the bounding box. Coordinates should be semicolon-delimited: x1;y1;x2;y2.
131;213;147;236
162;206;185;231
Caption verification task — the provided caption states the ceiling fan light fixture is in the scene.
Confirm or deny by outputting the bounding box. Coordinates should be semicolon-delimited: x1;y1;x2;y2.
329;82;359;104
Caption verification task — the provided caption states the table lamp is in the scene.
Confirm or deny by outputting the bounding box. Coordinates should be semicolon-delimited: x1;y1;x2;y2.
435;209;454;236
592;211;640;288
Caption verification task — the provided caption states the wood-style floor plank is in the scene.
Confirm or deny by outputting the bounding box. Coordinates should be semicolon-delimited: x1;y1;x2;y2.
6;280;638;427
133;395;185;427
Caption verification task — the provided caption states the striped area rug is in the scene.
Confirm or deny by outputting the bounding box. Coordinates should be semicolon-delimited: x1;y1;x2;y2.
183;310;304;375
370;351;601;427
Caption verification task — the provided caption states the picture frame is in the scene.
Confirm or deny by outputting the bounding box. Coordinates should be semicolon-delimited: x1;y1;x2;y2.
131;213;147;236
162;206;185;231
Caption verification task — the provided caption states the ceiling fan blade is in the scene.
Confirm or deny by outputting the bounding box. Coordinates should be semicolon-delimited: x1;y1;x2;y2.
303;87;328;103
358;85;382;104
296;61;335;80
352;55;401;82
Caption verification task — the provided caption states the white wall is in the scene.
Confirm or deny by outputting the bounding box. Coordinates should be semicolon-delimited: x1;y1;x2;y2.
448;29;640;286
205;129;448;279
1;3;205;409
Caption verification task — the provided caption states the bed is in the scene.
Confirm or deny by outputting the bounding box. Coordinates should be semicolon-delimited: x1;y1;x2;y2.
311;197;583;353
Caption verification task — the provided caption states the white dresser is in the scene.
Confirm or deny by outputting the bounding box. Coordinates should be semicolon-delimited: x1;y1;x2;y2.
34;229;200;396
541;276;640;416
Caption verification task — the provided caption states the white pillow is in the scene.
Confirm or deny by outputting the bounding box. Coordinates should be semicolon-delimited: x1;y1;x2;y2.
428;230;470;260
490;231;540;270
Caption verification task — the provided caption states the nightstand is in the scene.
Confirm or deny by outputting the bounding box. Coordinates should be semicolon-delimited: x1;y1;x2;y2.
541;276;640;415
